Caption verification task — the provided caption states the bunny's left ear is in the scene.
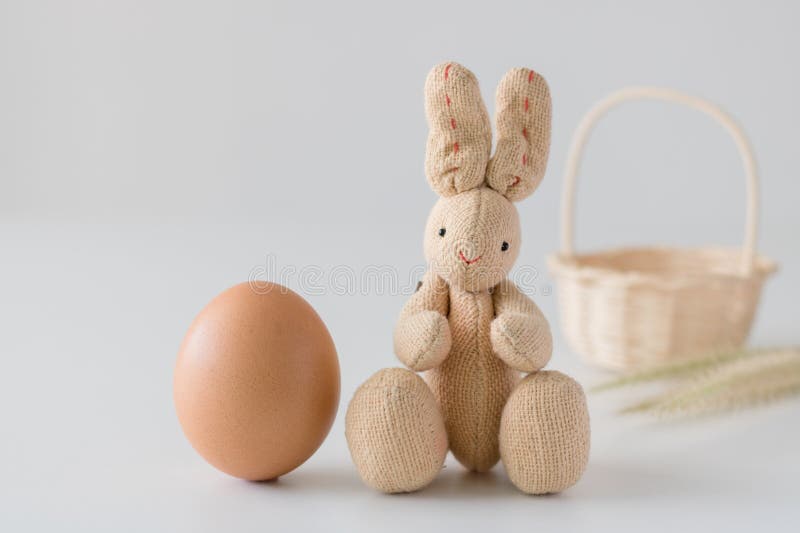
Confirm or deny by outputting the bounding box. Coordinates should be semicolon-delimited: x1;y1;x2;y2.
485;68;552;201
424;62;492;197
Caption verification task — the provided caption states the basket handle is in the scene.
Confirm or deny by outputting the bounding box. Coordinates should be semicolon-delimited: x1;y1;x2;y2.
560;86;759;276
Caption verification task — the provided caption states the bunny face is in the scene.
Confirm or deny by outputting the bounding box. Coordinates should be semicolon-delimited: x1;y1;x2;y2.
424;188;520;292
421;62;551;292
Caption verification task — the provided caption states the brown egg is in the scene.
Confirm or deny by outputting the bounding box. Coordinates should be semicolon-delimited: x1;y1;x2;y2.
174;281;339;480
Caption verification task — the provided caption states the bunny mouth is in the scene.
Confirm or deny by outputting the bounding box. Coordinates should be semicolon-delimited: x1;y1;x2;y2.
458;251;481;265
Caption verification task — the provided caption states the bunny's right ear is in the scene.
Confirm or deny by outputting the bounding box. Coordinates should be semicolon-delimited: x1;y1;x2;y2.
424;63;492;197
485;68;552;201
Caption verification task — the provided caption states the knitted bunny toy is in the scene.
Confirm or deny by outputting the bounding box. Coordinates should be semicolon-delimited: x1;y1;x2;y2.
345;63;590;494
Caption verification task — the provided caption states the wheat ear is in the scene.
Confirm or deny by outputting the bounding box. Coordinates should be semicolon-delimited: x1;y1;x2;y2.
592;347;756;392
622;348;800;416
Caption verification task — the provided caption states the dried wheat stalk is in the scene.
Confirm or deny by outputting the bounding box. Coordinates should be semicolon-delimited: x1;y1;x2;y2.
594;347;800;417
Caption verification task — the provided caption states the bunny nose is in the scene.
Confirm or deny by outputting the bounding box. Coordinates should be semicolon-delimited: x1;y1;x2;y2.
458;250;481;265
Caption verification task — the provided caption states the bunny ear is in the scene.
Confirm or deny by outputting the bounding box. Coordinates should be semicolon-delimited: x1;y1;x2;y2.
485;68;552;201
424;62;492;197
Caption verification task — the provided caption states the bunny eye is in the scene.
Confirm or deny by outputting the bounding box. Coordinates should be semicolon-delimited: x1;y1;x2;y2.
501;241;509;251
438;228;446;237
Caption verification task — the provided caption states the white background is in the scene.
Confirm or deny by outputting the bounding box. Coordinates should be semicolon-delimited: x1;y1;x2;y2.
1;1;798;531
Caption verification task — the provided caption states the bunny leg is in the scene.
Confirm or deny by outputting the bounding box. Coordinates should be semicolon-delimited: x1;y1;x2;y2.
499;371;590;494
345;368;448;493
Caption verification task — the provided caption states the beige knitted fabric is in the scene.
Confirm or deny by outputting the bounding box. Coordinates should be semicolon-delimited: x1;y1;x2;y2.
500;371;590;494
394;271;451;371
424;187;520;293
345;368;448;493
425;63;492;197
426;287;519;471
485;68;551;201
491;279;553;372
345;62;589;495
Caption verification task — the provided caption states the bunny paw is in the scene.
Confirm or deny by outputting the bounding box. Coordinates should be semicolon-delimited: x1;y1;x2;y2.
394;311;452;371
490;312;552;372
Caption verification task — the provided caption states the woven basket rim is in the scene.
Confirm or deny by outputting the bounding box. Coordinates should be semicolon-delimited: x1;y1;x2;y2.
547;245;777;289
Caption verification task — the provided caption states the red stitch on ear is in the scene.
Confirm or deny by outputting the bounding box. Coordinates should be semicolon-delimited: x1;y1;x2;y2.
528;70;535;83
451;118;456;130
446;94;451;107
444;64;452;80
522;127;528;140
522;154;528;166
524;97;529;112
453;142;459;154
511;176;521;187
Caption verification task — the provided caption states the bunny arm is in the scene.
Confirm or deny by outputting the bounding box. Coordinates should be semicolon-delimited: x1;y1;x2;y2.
393;271;451;372
490;279;552;372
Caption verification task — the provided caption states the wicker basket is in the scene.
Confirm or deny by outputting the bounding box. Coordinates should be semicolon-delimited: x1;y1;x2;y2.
548;87;777;371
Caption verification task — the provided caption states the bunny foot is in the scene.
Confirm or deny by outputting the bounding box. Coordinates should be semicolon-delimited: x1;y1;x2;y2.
345;368;448;493
499;371;590;494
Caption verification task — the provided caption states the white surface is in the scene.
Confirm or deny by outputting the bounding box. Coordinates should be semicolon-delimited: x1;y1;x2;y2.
2;1;800;531
1;221;797;532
